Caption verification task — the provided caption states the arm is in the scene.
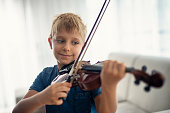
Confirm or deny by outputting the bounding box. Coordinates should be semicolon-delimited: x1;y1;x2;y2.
12;90;43;113
95;60;125;113
12;82;72;113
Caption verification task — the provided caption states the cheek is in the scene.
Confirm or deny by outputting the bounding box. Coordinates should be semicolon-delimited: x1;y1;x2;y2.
74;46;82;57
53;45;60;55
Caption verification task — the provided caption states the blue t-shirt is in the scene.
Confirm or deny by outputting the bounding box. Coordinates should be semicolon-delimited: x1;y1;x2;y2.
30;65;101;113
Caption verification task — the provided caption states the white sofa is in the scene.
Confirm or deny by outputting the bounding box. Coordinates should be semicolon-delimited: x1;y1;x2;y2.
108;52;170;113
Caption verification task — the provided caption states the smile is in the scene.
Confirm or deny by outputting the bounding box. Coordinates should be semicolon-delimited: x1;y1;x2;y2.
59;53;73;57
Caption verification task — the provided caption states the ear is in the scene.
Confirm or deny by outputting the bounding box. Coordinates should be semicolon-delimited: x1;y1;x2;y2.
48;37;52;49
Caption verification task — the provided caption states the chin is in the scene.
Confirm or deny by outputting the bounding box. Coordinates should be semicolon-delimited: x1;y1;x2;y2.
60;60;73;65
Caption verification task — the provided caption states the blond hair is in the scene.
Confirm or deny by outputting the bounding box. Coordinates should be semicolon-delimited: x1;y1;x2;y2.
50;13;87;42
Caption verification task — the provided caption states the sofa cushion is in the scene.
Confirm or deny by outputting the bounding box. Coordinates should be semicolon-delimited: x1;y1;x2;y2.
153;109;170;113
116;101;147;113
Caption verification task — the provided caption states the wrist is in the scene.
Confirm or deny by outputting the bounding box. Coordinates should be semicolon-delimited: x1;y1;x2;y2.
34;92;45;106
102;82;118;92
102;80;118;88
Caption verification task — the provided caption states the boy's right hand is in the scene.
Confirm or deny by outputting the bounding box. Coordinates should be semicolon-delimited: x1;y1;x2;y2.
38;82;72;105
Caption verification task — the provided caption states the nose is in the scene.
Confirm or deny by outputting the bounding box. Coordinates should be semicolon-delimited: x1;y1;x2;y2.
63;42;71;52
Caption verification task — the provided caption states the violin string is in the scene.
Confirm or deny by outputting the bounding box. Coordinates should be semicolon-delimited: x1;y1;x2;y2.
69;0;110;83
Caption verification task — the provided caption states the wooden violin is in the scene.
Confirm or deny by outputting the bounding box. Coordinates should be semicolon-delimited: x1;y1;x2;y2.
52;61;165;92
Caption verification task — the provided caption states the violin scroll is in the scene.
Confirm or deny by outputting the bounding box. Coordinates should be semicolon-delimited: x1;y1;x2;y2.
126;66;165;92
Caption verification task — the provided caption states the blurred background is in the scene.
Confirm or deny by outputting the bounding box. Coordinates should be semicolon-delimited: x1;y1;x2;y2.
0;0;170;112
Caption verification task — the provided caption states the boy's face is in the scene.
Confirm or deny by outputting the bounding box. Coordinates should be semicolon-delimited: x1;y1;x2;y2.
49;29;84;69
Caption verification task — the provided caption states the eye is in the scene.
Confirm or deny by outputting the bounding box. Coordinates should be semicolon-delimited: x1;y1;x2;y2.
72;41;79;45
56;39;65;44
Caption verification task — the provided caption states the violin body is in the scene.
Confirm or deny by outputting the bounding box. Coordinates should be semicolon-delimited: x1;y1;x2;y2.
51;61;102;91
77;71;101;91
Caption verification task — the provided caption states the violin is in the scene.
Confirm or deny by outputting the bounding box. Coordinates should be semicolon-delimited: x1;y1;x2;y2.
51;0;165;92
52;61;165;92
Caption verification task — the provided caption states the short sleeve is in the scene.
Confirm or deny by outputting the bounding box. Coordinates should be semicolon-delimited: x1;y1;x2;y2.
91;87;102;99
29;67;53;92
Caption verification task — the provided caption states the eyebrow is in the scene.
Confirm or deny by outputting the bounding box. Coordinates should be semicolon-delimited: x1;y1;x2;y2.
54;34;83;42
72;37;83;42
55;35;64;39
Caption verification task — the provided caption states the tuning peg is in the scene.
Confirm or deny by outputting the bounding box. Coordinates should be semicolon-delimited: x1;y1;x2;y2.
144;85;150;92
134;79;140;85
151;70;157;75
142;65;147;72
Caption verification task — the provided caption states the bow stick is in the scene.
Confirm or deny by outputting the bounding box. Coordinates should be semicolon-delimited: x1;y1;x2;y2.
69;0;111;83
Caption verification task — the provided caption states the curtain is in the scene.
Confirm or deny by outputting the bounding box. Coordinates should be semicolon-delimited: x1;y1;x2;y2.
0;0;26;111
0;0;169;112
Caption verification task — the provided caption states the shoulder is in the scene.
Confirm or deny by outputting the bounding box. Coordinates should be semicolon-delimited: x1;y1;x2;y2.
42;65;58;76
29;65;59;92
39;65;59;83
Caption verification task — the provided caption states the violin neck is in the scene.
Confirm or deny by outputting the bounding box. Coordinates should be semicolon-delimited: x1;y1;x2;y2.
81;64;102;73
81;64;135;73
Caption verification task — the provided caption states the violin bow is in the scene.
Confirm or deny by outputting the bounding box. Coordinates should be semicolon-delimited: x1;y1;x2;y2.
69;0;111;83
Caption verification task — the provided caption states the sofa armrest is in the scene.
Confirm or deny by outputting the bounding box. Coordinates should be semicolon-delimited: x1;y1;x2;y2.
127;55;170;112
108;52;139;101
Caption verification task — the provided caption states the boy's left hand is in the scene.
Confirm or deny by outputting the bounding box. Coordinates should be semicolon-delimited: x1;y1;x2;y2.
100;60;126;88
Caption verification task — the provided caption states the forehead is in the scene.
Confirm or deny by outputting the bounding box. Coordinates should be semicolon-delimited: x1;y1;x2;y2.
56;29;83;40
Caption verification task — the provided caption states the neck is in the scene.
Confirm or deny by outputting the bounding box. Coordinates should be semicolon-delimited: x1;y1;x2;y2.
57;61;75;70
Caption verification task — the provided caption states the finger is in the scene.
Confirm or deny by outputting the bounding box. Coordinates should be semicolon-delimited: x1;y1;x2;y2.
63;82;72;87
55;82;72;87
55;86;71;93
118;62;126;77
107;60;118;75
54;99;63;105
56;92;68;99
113;61;119;76
107;60;114;71
103;60;111;71
102;60;114;74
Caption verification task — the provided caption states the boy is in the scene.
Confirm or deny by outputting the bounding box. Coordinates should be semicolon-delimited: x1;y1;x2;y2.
12;13;125;113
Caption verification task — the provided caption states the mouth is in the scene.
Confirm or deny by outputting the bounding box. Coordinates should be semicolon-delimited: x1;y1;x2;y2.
59;53;73;57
